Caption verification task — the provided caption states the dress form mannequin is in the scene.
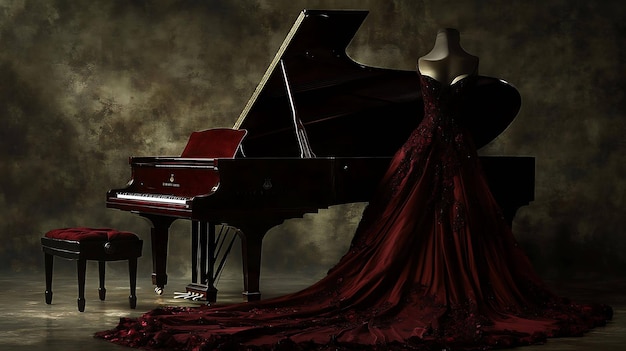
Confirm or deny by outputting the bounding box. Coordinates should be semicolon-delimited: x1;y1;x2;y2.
418;28;478;85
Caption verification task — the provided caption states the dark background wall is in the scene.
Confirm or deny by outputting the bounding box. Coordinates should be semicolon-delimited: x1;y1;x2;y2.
1;0;625;283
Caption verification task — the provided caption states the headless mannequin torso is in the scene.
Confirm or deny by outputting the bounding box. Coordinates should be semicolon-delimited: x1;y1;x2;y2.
418;28;479;85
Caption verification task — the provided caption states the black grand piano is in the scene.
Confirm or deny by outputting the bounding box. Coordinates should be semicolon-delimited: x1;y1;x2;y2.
107;9;534;302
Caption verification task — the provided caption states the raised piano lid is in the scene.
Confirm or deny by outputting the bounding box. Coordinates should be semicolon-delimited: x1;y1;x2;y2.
234;9;521;158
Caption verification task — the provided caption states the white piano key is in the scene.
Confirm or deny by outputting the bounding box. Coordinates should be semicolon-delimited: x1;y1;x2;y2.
117;192;189;205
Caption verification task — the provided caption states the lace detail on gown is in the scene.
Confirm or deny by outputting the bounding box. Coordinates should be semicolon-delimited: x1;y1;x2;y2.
95;72;612;351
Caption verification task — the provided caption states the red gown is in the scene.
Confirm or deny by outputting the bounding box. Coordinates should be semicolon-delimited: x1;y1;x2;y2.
96;73;612;350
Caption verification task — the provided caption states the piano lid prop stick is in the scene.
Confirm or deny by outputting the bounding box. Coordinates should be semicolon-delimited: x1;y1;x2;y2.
279;59;316;158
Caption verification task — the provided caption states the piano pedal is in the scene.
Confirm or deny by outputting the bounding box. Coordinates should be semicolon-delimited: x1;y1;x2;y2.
174;291;192;299
174;291;206;301
191;293;204;301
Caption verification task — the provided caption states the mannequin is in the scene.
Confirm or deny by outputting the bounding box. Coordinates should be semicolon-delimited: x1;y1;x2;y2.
418;28;478;85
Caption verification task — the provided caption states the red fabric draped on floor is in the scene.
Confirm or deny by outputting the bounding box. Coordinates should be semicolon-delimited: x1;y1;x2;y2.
95;73;612;350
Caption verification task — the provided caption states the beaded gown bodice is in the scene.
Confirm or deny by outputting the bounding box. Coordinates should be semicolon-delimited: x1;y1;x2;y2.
382;72;477;212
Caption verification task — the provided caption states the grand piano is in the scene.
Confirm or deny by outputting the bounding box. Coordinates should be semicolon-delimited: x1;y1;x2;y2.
106;9;534;302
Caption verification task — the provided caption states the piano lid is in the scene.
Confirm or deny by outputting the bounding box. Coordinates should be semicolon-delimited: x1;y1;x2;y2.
235;9;521;158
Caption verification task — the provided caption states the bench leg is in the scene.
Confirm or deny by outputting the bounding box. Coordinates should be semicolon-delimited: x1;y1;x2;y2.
128;257;138;309
98;261;106;301
77;259;86;312
44;253;53;304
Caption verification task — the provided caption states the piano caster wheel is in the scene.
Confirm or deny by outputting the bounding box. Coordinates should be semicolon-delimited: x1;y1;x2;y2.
154;286;164;295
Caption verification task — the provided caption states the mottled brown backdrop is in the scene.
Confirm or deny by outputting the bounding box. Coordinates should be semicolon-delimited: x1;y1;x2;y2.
1;0;625;284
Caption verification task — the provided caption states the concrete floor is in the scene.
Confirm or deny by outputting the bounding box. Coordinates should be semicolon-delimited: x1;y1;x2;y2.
0;265;623;351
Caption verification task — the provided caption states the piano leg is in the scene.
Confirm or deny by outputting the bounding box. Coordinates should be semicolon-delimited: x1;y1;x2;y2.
141;214;176;295
204;222;218;302
191;221;199;284
239;232;263;302
236;221;282;302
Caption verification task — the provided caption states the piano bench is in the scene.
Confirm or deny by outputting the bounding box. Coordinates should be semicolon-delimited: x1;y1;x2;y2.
40;227;143;312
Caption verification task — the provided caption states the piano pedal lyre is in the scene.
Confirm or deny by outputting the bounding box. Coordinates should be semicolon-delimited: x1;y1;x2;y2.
187;223;236;303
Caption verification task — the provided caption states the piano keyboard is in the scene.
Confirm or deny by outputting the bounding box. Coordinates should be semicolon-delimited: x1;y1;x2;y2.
116;192;190;205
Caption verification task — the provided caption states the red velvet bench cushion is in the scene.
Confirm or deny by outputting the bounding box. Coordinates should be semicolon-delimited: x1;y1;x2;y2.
42;227;142;261
45;227;139;242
